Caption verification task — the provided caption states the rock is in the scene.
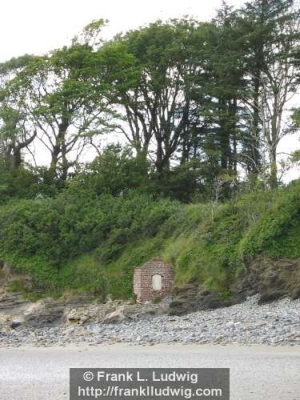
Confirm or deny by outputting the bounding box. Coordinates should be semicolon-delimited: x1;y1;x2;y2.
291;287;300;300
0;292;30;310
23;300;65;328
197;292;232;310
226;321;234;328
173;284;197;295
169;284;231;316
102;308;125;324
258;291;285;304
65;308;91;325
168;299;187;315
9;320;23;329
230;257;300;306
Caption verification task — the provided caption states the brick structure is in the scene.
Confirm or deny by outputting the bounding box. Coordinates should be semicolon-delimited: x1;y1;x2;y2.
133;259;175;303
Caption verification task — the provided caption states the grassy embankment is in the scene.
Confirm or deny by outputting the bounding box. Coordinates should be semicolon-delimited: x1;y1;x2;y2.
0;180;300;300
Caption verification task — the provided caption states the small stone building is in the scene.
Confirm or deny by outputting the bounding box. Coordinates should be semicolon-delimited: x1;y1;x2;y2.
133;259;175;303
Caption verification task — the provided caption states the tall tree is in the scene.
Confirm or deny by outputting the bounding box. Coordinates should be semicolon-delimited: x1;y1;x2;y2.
198;4;244;175
0;55;38;169
238;0;300;188
102;19;202;178
4;43;113;180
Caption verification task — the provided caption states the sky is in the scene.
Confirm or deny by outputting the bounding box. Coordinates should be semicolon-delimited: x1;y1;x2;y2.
1;0;246;61
1;0;300;181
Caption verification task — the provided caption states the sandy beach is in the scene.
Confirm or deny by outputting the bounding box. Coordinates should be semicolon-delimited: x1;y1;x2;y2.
0;344;299;400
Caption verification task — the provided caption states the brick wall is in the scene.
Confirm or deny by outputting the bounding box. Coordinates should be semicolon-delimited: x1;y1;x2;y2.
133;259;175;303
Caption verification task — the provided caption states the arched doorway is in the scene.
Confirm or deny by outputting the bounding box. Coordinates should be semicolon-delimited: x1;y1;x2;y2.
152;274;162;291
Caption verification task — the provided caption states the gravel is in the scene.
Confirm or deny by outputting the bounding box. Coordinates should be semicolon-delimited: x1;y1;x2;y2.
1;295;300;347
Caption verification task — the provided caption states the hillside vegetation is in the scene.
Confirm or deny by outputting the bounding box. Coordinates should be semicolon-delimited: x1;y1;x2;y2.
1;179;299;300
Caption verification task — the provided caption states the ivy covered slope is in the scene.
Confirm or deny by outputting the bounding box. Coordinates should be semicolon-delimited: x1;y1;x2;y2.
0;179;300;300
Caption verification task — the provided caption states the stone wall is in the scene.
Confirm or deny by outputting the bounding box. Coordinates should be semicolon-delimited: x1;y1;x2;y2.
133;259;174;303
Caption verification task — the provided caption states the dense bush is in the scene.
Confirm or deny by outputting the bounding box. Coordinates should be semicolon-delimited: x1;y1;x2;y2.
0;177;300;299
238;181;300;259
0;187;180;295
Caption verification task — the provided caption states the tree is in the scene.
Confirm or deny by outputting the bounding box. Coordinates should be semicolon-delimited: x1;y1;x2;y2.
191;5;244;176
102;19;202;179
0;56;38;170
238;0;300;188
22;47;111;180
81;144;151;196
1;21;114;181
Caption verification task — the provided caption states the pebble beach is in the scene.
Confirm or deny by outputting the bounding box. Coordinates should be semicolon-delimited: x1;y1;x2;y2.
1;296;300;348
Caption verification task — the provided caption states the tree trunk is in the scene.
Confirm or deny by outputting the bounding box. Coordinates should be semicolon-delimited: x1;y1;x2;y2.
50;145;61;177
269;147;278;189
252;75;261;174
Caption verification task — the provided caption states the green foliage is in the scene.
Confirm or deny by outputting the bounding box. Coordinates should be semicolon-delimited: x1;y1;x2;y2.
238;181;300;259
1;179;300;299
80;145;151;196
0;161;42;204
0;187;180;296
0;54;36;74
291;108;300;130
